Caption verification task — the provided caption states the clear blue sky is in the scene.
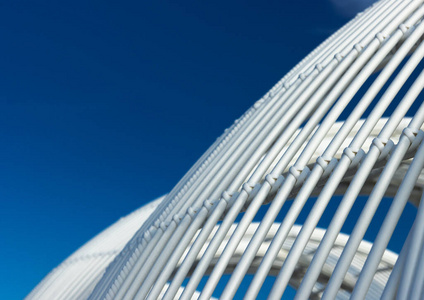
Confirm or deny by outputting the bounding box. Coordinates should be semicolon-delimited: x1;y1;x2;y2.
1;0;410;298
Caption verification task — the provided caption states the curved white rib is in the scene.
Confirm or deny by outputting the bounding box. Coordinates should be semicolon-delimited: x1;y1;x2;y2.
28;0;424;299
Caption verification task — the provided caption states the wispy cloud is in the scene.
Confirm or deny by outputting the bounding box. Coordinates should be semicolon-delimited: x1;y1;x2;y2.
328;0;377;18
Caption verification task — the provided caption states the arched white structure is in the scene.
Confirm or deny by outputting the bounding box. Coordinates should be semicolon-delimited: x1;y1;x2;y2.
28;0;424;298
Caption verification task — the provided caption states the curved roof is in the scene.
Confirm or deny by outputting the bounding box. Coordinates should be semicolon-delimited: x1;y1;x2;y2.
28;0;424;298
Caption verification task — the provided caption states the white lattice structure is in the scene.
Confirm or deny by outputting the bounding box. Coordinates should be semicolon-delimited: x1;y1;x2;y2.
28;0;424;299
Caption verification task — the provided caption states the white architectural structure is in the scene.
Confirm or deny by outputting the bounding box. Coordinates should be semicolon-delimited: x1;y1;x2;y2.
28;0;424;298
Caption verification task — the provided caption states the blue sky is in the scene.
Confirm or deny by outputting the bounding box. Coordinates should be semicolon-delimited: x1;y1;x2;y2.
0;0;394;298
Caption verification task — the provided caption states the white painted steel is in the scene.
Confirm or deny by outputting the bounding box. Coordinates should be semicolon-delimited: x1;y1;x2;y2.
28;0;424;299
